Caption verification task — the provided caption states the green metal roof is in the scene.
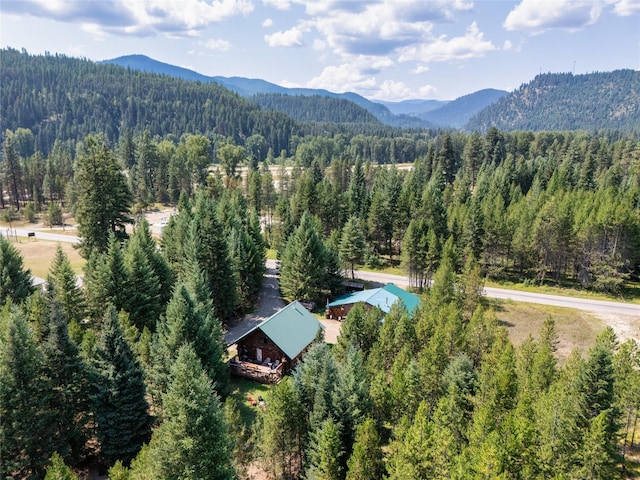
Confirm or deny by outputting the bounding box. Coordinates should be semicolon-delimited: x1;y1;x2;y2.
239;301;325;360
326;283;420;314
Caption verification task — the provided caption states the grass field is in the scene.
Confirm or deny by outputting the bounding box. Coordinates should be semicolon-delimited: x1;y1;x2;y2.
10;239;85;278
487;298;605;364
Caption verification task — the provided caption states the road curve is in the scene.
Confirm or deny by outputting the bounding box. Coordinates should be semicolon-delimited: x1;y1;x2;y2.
354;269;640;317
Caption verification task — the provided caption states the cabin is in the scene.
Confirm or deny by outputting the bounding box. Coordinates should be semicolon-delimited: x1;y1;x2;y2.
229;301;325;384
325;283;420;320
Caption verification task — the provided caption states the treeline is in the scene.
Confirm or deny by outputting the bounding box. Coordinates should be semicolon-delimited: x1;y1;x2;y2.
251;93;381;124
2;125;639;293
1;48;435;160
1;134;267;477
467;70;640;133
267;128;640;295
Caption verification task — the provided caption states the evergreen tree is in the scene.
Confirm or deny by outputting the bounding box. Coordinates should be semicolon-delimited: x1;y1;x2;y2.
280;211;331;302
335;302;382;360
74;134;133;258
0;234;35;304
40;305;91;465
260;378;307;480
123;232;161;332
83;234;129;321
339;215;367;279
187;190;237;321
0;309;56;478
150;282;228;404
136;345;236;480
127;219;173;306
345;417;383;480
46;245;85;325
91;306;152;467
44;452;79;480
306;418;343;480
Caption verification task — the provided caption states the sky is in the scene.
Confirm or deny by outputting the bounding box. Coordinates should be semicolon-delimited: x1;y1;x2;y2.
1;0;639;101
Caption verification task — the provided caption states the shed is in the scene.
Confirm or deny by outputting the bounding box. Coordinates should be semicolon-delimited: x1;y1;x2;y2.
229;301;325;383
325;283;420;320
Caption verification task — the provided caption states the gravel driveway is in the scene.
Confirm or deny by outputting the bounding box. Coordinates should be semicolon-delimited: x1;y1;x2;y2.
224;259;286;345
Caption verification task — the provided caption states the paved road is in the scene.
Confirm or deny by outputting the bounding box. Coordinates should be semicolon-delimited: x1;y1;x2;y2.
354;269;640;317
11;227;639;318
8;228;81;244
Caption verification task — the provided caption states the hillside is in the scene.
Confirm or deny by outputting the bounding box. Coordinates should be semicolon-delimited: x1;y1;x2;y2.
1;48;298;155
466;70;640;133
419;88;508;128
101;54;435;129
251;93;381;124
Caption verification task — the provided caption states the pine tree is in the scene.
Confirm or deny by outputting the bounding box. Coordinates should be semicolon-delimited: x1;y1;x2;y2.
0;234;35;304
91;306;152;467
345;417;383;480
187;190;237;320
280;211;330;302
83;234;129;321
150;282;228;403
260;378;307;480
40;305;91;465
44;452;79;480
137;345;236;480
306;418;343;480
74;134;133;258
123;232;161;332
46;245;85;325
0;308;56;478
339;215;366;279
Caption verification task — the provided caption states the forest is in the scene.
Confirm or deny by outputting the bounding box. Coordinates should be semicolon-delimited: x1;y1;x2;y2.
1;48;640;479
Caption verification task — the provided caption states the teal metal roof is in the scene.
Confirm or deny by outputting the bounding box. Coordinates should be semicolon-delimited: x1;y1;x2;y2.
239;301;325;360
326;283;420;314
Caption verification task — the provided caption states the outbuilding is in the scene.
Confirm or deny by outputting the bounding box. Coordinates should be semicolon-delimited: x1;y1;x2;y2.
325;283;420;320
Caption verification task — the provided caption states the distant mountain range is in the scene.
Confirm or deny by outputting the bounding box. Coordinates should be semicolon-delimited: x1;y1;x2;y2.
101;55;501;129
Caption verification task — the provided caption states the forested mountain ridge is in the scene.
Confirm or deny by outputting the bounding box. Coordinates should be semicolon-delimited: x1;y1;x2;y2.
251;93;381;124
100;54;435;128
0;48;297;155
467;70;640;133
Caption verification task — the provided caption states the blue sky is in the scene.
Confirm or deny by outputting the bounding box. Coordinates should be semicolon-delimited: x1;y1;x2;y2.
1;0;639;101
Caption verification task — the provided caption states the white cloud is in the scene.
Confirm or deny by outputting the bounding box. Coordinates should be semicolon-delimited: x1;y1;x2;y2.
609;0;640;16
399;22;496;63
418;84;437;97
262;0;292;10
374;80;415;101
504;0;603;33
200;38;232;51
413;65;430;74
262;18;273;27
306;63;377;93
503;40;513;50
265;26;305;46
2;0;254;37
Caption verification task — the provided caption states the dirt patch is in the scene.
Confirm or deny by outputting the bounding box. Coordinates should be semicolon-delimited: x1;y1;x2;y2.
319;318;341;344
594;313;640;345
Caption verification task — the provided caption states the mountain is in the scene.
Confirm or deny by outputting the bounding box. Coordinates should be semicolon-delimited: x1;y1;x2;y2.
466;70;640;133
1;48;296;155
374;99;448;116
417;89;508;129
101;55;436;129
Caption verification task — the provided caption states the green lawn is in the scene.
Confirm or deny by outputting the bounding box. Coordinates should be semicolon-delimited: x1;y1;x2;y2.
228;377;273;427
